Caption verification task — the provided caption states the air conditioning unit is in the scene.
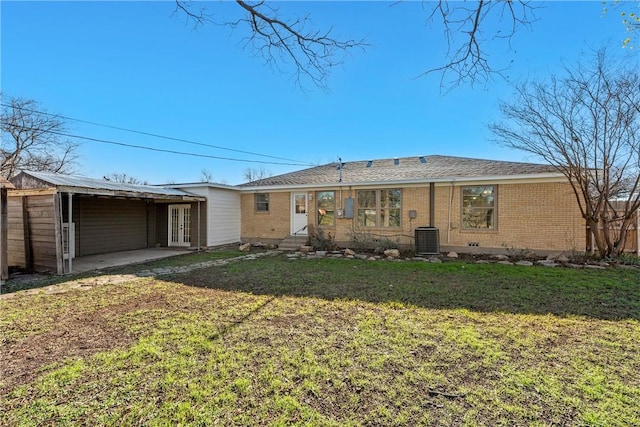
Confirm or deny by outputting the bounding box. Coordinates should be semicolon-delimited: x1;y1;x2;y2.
415;227;440;255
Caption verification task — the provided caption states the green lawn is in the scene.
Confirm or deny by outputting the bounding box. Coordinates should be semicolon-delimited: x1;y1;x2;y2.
1;255;639;426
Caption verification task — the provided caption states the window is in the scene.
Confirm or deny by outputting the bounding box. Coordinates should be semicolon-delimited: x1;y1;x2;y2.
255;193;269;212
357;189;401;227
294;194;307;214
462;186;496;229
317;191;335;226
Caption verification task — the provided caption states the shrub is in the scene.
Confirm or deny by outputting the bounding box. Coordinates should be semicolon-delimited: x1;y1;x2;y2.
308;225;338;251
347;230;376;252
373;237;400;255
604;254;640;265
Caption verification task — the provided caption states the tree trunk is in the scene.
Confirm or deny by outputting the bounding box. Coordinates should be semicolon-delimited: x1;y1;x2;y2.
588;218;608;257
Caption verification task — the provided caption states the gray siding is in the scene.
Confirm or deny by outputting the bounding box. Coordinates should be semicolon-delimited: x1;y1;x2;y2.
147;204;157;248
156;204;168;247
77;197;148;256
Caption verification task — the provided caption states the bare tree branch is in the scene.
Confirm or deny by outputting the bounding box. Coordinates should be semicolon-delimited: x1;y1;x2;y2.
200;168;213;183
172;1;640;91
103;173;148;185
0;97;79;179
421;0;540;90
243;166;272;183
175;0;367;90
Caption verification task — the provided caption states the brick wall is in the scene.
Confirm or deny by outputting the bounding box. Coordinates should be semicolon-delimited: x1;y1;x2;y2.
434;181;585;252
240;180;586;252
241;192;291;242
325;186;431;248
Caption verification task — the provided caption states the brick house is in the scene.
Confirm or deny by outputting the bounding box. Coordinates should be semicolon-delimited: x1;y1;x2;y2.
3;155;596;276
238;155;586;255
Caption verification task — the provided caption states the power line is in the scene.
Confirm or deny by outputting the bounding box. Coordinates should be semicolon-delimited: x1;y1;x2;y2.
0;122;312;166
0;102;315;166
50;130;312;166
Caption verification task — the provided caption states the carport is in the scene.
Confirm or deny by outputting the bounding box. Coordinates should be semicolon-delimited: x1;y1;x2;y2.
8;171;205;274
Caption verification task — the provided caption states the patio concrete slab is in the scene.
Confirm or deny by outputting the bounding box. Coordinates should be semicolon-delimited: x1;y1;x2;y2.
71;248;191;274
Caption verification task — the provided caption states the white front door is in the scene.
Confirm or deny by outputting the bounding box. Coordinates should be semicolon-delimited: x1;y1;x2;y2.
291;193;308;235
168;204;191;247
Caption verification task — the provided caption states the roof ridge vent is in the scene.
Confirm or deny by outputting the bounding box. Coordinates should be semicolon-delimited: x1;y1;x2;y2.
419;156;427;164
366;160;373;168
394;158;399;165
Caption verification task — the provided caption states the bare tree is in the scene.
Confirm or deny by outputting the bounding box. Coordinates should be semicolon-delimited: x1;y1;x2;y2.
198;169;228;184
243;167;272;182
103;173;148;185
0;97;78;179
490;49;640;257
200;168;213;182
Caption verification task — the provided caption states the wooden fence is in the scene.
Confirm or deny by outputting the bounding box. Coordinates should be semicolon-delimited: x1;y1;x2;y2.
586;209;640;255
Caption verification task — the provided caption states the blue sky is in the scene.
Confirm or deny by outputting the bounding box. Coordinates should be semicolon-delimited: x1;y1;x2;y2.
1;1;635;184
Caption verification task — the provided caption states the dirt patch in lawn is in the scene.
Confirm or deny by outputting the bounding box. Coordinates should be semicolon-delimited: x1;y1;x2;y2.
1;274;143;300
1;291;169;393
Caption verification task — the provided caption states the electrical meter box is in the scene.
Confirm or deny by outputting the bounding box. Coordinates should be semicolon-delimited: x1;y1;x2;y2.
343;197;354;219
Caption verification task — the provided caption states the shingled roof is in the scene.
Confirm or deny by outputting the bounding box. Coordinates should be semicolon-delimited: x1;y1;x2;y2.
239;155;561;188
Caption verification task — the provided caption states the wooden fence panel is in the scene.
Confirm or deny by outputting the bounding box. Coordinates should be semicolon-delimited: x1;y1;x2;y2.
7;196;25;268
587;211;639;255
26;194;58;272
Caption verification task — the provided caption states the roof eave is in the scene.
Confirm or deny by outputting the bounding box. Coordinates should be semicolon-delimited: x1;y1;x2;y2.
237;172;567;192
166;182;240;191
54;185;206;201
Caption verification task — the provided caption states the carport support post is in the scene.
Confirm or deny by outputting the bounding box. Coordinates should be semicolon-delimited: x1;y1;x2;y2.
1;187;8;283
197;201;201;249
67;192;73;274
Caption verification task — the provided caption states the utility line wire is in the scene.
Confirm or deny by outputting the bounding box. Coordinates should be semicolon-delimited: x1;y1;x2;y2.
51;130;311;166
1;123;312;166
0;102;315;165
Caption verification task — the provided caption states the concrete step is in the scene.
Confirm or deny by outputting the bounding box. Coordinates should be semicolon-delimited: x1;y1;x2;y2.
278;235;308;251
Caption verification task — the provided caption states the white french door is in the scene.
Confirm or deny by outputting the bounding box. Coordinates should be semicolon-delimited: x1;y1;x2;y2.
168;204;191;247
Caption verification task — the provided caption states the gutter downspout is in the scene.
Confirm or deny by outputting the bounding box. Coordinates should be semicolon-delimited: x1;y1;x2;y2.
447;181;454;244
636;208;639;257
429;182;435;227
